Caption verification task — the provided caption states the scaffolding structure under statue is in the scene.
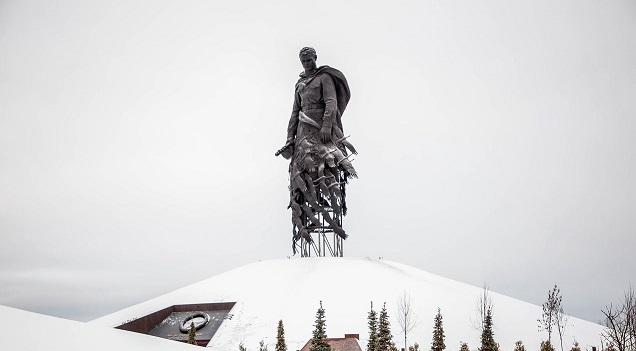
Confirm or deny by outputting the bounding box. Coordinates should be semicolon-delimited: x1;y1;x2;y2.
293;177;345;257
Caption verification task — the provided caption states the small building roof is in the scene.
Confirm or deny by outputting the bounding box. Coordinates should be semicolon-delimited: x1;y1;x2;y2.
299;335;362;351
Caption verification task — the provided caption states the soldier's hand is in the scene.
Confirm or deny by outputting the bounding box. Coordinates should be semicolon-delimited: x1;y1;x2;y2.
275;143;288;156
275;139;294;158
320;127;331;143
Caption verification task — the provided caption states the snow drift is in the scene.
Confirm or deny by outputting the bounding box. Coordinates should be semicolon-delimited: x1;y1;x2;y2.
91;257;604;351
0;305;197;351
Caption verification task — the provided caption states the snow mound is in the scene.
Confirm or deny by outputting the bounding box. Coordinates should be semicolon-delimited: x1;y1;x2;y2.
91;257;604;351
0;305;197;351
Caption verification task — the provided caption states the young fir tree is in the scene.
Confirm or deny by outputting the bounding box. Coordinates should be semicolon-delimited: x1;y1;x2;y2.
431;308;446;351
409;343;421;351
569;342;581;351
259;340;268;351
239;343;248;351
187;322;197;345
368;302;379;351
377;303;395;351
478;309;498;351
540;341;555;351
276;320;287;351
514;341;525;351
459;343;470;351
310;301;331;351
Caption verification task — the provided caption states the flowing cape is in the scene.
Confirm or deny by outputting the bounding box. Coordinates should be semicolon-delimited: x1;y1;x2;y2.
299;65;350;131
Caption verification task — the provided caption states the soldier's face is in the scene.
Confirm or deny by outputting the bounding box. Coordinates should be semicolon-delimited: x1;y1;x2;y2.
300;54;317;71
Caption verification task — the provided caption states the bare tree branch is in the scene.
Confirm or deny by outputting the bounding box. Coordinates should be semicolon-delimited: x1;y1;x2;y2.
472;285;493;332
602;287;636;351
538;285;561;346
556;303;568;351
396;292;417;351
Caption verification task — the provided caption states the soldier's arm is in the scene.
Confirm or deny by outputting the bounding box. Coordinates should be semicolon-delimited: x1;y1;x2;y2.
286;88;301;142
320;74;337;142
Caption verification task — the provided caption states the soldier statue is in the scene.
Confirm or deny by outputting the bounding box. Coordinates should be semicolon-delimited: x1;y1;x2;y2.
275;47;357;255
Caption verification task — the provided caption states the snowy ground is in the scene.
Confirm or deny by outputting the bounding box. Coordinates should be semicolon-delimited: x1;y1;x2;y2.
0;305;198;351
91;257;605;351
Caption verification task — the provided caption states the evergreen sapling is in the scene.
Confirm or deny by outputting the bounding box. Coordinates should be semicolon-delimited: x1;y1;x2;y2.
276;320;287;351
377;303;395;351
431;308;446;351
368;302;379;351
540;341;555;351
478;309;498;351
310;301;331;351
188;322;196;345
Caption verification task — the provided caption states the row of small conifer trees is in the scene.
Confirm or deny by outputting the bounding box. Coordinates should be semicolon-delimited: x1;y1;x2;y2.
366;301;447;351
237;301;328;351
239;300;583;351
362;301;582;351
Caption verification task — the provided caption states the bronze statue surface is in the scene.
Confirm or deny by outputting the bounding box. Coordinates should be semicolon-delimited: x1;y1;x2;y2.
276;47;357;255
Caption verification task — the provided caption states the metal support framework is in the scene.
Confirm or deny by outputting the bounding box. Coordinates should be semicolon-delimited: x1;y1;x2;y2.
296;221;344;257
294;171;345;257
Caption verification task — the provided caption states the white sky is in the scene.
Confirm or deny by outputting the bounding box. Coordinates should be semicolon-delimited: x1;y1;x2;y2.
1;0;635;324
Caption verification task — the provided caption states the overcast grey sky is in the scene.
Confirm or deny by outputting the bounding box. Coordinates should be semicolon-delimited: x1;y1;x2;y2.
1;0;635;323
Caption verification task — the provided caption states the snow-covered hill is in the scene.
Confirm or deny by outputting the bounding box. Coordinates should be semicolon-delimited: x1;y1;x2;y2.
0;305;197;351
91;258;604;351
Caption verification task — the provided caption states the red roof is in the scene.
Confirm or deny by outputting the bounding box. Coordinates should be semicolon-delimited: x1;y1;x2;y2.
299;335;362;351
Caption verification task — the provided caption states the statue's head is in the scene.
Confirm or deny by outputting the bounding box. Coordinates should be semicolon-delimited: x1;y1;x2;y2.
299;47;317;71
